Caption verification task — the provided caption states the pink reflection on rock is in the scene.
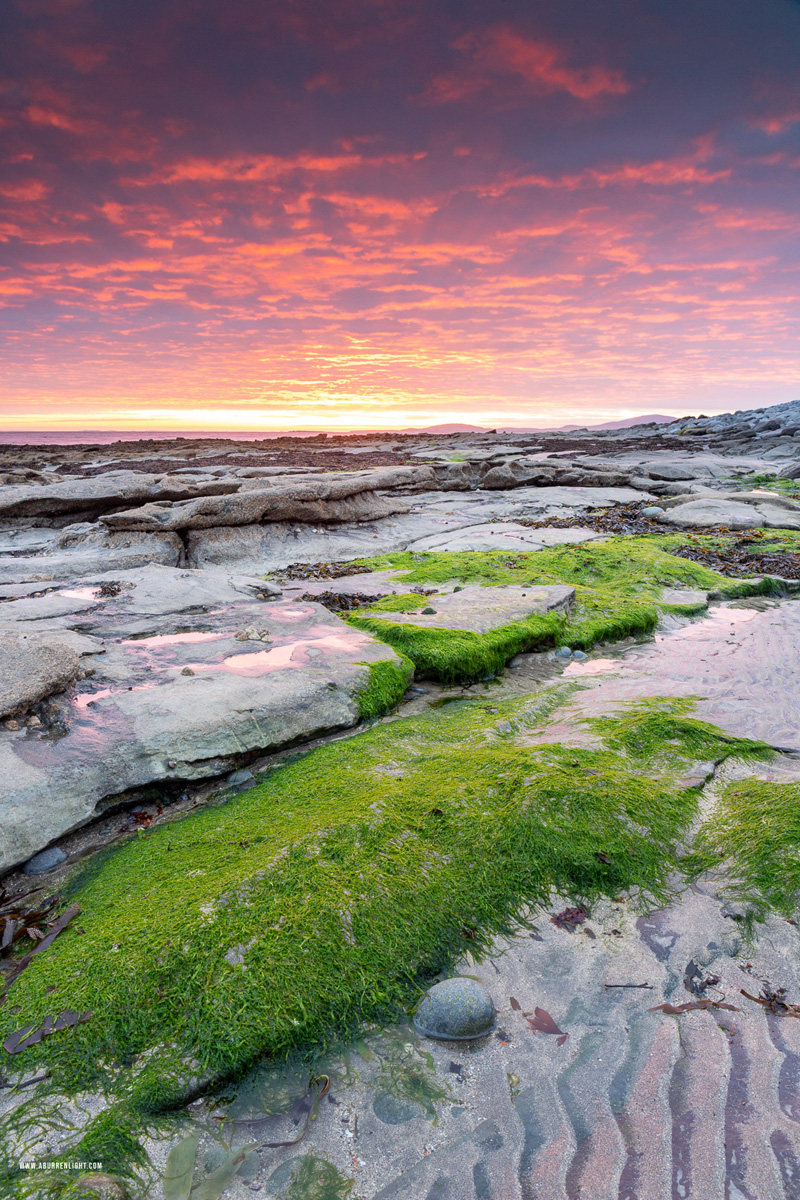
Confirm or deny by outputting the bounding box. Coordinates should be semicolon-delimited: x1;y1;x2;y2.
60;587;101;601
564;658;618;676
73;688;112;710
181;629;372;677
262;604;317;623
122;631;223;647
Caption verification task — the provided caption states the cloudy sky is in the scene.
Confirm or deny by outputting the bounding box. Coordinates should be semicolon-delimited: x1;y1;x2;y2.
1;0;799;430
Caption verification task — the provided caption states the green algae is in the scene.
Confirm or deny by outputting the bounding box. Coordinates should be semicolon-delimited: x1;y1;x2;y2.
0;695;777;1196
584;697;772;767
353;653;414;719
689;775;800;925
276;1155;354;1200
344;537;775;682
0;698;765;1091
348;611;564;684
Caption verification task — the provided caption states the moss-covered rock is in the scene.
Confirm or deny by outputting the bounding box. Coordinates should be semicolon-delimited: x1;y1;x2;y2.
0;696;769;1099
344;537;779;682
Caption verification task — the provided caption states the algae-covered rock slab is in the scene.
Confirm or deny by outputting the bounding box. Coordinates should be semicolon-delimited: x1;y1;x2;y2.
0;692;771;1195
363;584;574;633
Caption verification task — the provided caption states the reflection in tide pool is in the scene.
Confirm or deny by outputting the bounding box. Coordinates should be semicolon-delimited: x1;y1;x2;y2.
59;587;101;601
559;600;800;749
182;629;373;677
122;631;222;647
72;688;112;710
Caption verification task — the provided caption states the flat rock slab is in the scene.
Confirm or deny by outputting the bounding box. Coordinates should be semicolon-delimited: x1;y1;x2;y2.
364;584;575;633
657;491;800;530
186;486;647;573
0;565;404;872
406;523;603;553
0;530;184;585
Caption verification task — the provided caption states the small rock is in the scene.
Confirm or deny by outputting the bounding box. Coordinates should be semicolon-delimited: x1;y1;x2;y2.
65;1173;129;1199
641;505;665;516
181;667;195;676
23;846;67;875
373;1091;424;1124
4;719;20;731
227;768;255;786
235;626;273;642
26;715;42;727
413;977;496;1041
554;646;572;660
572;650;588;661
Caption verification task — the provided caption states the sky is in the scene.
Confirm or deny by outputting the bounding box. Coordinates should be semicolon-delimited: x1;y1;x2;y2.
1;0;800;432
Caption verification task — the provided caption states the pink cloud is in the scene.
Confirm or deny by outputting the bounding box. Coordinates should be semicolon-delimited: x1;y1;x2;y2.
424;25;631;104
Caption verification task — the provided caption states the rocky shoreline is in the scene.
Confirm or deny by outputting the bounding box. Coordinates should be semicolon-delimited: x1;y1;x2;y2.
4;400;800;1200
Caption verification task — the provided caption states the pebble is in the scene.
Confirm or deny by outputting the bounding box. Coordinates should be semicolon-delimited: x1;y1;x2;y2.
413;977;496;1041
572;650;589;661
227;768;255;786
554;646;572;659
23;846;67;875
642;505;665;516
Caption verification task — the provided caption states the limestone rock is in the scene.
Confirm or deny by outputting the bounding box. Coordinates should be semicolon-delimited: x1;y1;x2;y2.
656;490;800;530
642;463;698;481
100;470;428;531
657;499;764;529
0;472;239;518
364;584;574;634
0;633;81;717
0;565;404;872
0;530;183;585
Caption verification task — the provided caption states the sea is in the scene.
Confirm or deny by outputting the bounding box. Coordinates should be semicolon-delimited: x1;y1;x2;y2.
0;430;326;446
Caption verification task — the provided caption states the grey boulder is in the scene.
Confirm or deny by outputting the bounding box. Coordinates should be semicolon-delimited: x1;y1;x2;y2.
23;846;67;875
413;978;496;1040
656;491;800;530
0;634;81;717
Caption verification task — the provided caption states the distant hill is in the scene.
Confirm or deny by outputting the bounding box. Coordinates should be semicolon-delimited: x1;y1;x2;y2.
589;414;675;430
398;423;486;434
550;415;675;432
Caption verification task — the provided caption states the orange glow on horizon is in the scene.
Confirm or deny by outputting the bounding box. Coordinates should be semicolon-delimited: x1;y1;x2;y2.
2;1;799;429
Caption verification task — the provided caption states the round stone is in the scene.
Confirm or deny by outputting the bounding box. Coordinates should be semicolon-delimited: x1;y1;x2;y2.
572;650;588;661
642;505;665;517
64;1174;129;1200
372;1091;423;1124
23;846;67;875
554;646;572;659
413;978;496;1041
